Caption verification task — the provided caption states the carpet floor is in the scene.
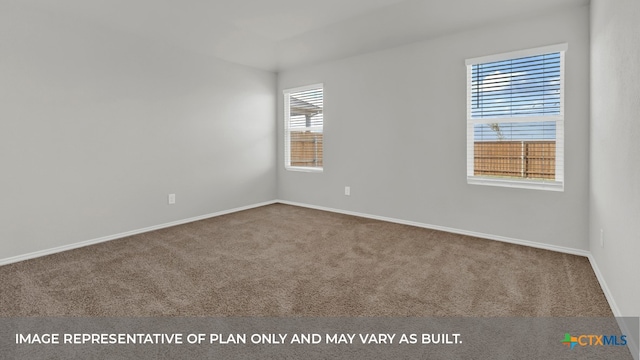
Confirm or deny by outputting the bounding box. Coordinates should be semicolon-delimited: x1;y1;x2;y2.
0;204;612;317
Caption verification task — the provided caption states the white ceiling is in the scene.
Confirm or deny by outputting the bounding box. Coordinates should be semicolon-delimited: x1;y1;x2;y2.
11;0;589;72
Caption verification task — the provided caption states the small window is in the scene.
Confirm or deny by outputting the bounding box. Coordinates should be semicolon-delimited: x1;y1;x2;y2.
284;84;324;172
466;44;566;191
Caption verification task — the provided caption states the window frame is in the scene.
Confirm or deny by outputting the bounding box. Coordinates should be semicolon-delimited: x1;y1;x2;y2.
283;83;324;173
465;44;567;192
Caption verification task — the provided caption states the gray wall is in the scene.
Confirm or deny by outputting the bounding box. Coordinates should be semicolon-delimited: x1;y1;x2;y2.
4;0;633;323
590;0;640;317
0;5;277;260
278;6;590;251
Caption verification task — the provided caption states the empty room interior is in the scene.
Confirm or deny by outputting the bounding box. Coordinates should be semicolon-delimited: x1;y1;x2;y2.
1;0;639;356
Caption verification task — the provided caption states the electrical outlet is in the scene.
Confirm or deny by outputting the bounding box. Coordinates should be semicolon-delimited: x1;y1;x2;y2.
168;194;176;205
600;229;604;247
345;186;351;196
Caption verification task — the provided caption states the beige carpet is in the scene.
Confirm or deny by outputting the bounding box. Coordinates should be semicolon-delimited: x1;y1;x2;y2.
0;204;612;317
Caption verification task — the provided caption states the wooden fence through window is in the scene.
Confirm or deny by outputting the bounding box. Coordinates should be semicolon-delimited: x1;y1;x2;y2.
288;136;554;178
290;131;323;168
474;141;555;180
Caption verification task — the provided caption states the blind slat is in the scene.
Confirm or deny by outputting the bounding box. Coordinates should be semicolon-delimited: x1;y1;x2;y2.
470;53;561;120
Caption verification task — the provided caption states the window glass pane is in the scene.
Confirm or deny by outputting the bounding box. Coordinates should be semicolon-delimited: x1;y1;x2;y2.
289;131;323;168
473;121;556;141
473;122;556;180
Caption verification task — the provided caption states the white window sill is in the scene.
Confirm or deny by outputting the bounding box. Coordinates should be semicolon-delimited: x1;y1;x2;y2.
467;177;564;192
285;166;323;173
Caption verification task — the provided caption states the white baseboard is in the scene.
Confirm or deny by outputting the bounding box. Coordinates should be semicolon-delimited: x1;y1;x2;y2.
587;255;622;317
277;200;637;359
588;255;639;360
3;199;634;358
276;200;591;257
0;200;277;267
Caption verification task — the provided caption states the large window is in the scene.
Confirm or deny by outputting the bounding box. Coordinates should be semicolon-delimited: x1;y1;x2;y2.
466;44;566;191
284;84;324;172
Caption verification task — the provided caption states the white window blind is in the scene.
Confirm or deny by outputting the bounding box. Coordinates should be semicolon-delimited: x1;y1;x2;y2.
466;44;566;191
284;84;324;172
